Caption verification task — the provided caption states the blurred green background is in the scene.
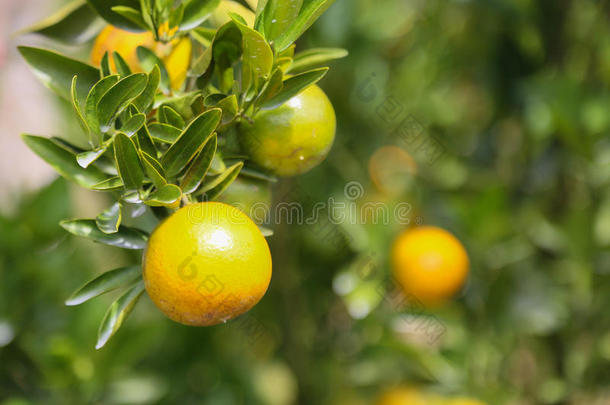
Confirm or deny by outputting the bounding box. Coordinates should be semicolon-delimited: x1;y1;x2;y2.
1;0;609;404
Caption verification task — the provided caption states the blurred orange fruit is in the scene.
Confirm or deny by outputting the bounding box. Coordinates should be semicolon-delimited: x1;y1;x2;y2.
91;25;191;90
369;146;417;195
391;226;469;305
143;202;272;326
376;387;443;405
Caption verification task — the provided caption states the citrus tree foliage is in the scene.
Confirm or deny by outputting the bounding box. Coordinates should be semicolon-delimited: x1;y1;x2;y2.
18;0;345;349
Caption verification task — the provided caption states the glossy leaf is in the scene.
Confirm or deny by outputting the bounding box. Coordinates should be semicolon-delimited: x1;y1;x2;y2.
77;148;107;168
240;165;278;182
97;73;147;132
86;0;145;31
262;0;302;41
114;133;144;190
96;202;122;234
201;161;243;200
148;123;182;143
162;109;222;176
136;47;171;93
92;176;124;190
120;113;146;136
160;106;185;128
256;68;283;105
70;76;90;137
260;67;327;110
180;133;217;193
180;0;221;30
133;65;160;112
143;184;182;207
96;281;145;349
100;52;112;77
230;15;273;79
273;0;335;51
60;219;148;249
19;0;103;44
140;151;167;188
85;75;119;139
22;135;107;188
288;47;348;74
110;5;148;30
66;265;141;306
112;51;132;76
135;125;157;158
18;46;100;104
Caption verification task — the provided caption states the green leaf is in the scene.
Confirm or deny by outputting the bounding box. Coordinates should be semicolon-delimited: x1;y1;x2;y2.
112;51;132;76
133;65;160;112
110;5;149;30
144;184;182;207
85;75;119;140
230;15;273;79
120;113;146;136
135;125;157;157
160;106;185;128
140;151;167;188
100;52;112;77
77;148;107;168
86;0;145;31
114;133;144;190
96;281;145;349
180;133;217;193
136;47;171;93
273;0;335;52
22;135;107;188
216;95;238;125
288;47;347;74
260;67;327;110
97;73;147;132
162;109;222;176
92;176;124;190
180;0;221;30
201;161;243;200
262;0;302;42
96;202;123;234
66;265;141;306
70;76;91;137
18;46;100;104
18;0;103;44
240;165;278;182
60;219;148;249
256;67;283;106
148;123;182;143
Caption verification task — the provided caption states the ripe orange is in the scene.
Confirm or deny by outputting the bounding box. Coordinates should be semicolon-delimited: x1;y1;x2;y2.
239;85;336;177
143;202;272;326
391;226;469;305
90;25;191;90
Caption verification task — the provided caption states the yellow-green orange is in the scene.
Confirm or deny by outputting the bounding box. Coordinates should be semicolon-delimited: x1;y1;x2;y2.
239;85;336;177
91;25;192;90
391;226;469;305
376;387;443;405
143;202;272;326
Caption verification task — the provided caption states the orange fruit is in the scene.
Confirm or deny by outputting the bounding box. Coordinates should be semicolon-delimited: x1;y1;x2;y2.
376;387;443;405
391;226;469;305
143;202;272;326
91;25;191;90
239;85;336;177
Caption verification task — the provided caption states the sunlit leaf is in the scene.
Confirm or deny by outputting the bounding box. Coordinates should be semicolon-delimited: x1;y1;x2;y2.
143;184;182;207
260;67;327;110
96;202;122;234
114;133;144;190
200;161;243;200
97;73;147;132
60;219;148;249
96;281;145;349
287;47;348;74
86;0;145;31
66;265;141;306
180;0;221;30
180;133;217;193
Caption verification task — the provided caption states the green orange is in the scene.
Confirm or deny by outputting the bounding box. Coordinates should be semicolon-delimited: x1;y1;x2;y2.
239;85;336;177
